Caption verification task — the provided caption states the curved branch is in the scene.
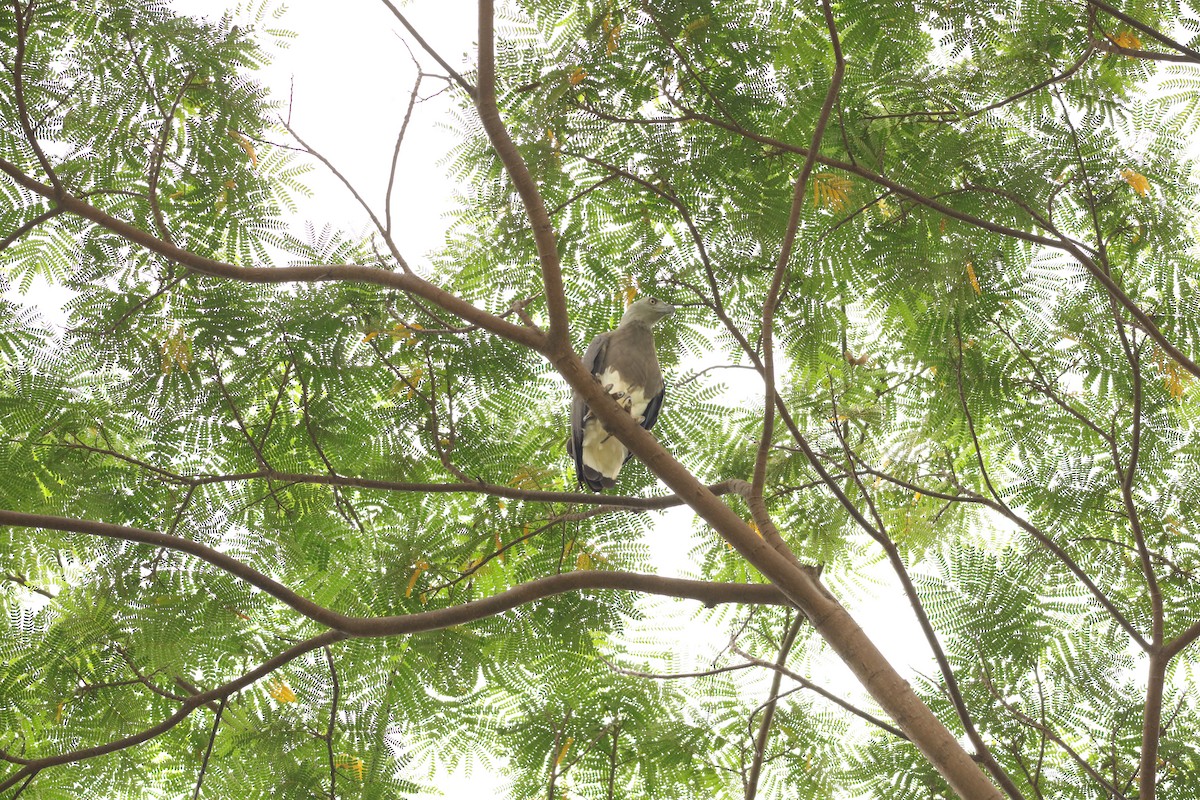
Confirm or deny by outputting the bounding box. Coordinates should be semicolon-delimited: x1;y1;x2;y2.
0;155;544;351
0;509;791;635
475;0;568;349
0;630;345;793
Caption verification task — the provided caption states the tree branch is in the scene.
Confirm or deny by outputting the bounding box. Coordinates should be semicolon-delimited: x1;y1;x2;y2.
0;508;791;633
0;155;546;351
377;0;477;96
745;613;804;800
673;115;1200;380
0;631;345;793
475;0;569;350
1088;0;1200;62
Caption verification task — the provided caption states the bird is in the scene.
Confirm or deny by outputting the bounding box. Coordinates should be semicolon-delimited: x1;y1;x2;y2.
568;296;675;491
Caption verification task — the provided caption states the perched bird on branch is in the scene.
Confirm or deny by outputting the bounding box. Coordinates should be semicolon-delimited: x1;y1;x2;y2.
568;297;674;491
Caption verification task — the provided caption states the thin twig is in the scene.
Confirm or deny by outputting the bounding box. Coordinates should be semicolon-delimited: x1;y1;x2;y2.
745;614;804;800
190;697;225;800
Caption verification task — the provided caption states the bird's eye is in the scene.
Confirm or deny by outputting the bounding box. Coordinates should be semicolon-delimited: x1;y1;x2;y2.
649;298;657;305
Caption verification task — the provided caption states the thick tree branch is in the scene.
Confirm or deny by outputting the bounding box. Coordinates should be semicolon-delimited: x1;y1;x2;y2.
547;334;1003;798
475;0;569;349
0;509;791;633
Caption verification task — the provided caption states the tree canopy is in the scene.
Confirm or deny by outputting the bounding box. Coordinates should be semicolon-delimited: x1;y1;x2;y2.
3;0;1200;797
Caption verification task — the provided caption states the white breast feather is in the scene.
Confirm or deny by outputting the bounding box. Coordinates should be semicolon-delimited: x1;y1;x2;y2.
581;367;650;480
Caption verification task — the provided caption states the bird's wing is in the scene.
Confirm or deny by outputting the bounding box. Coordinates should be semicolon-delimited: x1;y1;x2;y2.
569;332;609;471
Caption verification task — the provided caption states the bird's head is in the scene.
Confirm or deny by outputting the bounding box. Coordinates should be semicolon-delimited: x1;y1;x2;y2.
620;296;675;327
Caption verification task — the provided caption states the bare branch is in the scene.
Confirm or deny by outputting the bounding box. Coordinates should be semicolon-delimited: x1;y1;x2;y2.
753;0;844;504
731;644;907;741
378;0;477;96
190;698;225;800
10;0;61;195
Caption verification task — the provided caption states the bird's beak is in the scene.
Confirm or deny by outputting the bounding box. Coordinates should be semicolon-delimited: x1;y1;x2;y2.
660;302;676;317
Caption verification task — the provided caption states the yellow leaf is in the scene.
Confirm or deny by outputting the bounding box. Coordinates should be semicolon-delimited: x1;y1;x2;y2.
159;326;192;374
334;755;365;781
555;736;574;767
1109;30;1142;50
55;700;65;724
913;492;922;505
622;274;639;307
844;350;870;366
228;128;258;168
603;14;622;55
874;197;895;219
406;560;429;597
812;173;853;211
1152;347;1192;398
749;520;763;538
267;680;296;703
966;261;981;295
1121;168;1150;197
681;15;710;39
576;552;592;570
569;68;587;86
390;368;423;399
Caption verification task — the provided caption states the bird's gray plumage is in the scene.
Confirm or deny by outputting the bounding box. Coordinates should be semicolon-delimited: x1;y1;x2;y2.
568;297;674;491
